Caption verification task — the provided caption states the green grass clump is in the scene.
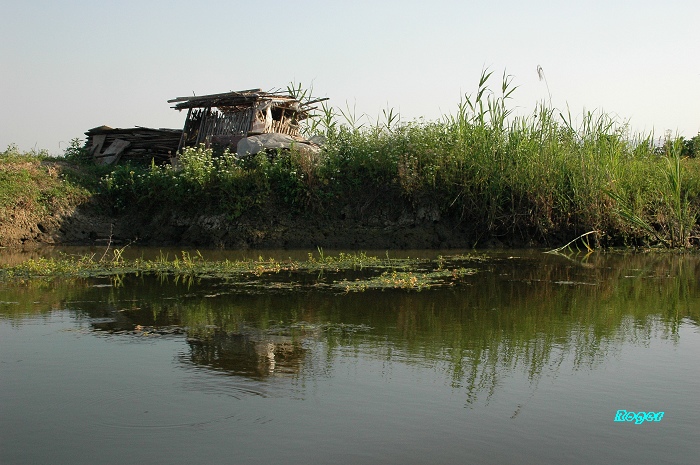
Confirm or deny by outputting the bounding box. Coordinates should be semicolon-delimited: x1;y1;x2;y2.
0;144;91;216
298;71;698;247
317;71;700;247
0;145;47;210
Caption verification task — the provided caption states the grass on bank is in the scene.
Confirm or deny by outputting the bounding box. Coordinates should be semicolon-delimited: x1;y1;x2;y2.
0;145;93;242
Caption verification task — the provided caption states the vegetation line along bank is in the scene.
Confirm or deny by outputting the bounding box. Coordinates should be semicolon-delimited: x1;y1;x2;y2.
2;70;700;249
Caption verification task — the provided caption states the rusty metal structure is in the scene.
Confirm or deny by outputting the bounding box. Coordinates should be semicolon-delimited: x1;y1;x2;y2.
169;88;327;153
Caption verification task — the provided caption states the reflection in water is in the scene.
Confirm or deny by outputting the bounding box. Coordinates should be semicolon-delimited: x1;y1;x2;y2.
2;250;698;403
184;329;307;378
2;250;700;465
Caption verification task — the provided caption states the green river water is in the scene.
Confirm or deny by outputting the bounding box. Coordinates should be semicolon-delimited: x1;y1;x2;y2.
1;249;698;464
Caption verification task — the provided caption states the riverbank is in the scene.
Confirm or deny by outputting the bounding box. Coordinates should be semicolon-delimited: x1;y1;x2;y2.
0;149;507;249
3;75;699;250
2;141;699;251
3;136;699;251
2;141;699;250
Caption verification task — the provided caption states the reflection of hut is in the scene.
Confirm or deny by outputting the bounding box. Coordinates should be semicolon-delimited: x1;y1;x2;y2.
168;89;327;153
186;330;306;379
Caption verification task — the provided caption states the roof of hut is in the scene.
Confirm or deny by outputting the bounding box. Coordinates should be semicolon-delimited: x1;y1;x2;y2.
167;88;327;119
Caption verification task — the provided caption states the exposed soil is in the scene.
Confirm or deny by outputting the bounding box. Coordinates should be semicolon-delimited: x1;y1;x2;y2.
115;204;479;250
53;201;495;250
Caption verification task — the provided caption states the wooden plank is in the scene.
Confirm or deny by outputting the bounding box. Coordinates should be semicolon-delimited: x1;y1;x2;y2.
88;134;106;157
94;139;131;165
167;88;263;104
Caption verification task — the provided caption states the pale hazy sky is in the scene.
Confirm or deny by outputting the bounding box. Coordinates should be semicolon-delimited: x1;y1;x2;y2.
1;0;699;153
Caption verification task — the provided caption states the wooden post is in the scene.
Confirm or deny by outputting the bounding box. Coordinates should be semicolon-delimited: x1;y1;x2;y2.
177;108;192;153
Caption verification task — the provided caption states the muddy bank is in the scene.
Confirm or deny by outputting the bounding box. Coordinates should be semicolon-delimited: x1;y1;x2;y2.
119;206;488;250
0;194;524;250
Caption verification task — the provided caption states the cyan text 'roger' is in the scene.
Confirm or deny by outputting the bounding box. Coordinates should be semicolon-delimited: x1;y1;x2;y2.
614;410;664;424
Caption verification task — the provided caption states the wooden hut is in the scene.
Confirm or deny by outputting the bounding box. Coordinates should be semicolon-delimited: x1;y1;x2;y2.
84;87;327;165
168;88;327;153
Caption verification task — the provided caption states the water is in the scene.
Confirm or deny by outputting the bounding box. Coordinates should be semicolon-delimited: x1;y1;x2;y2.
1;250;699;464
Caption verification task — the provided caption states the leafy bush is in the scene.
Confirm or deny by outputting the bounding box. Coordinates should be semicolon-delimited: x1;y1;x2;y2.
100;146;277;217
62;138;92;164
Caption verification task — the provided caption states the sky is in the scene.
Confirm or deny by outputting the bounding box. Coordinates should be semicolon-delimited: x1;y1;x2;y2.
1;0;699;154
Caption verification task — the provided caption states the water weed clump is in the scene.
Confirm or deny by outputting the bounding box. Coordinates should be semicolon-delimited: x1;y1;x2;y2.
0;251;480;292
336;267;476;292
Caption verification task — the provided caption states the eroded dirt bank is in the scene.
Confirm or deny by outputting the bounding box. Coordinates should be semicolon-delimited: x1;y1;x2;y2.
0;192;521;250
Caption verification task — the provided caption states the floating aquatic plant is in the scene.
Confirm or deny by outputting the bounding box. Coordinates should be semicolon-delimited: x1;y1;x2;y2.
0;250;481;293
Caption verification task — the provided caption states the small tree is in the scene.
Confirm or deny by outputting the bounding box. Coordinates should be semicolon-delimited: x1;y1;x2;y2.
682;133;700;158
